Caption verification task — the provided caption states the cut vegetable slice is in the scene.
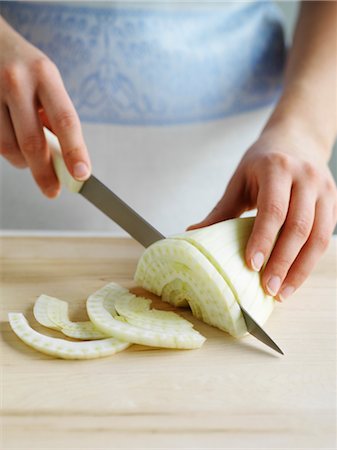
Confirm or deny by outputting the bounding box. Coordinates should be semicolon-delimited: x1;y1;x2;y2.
87;282;205;349
135;218;275;338
34;294;107;340
33;294;66;330
114;294;194;332
8;313;130;360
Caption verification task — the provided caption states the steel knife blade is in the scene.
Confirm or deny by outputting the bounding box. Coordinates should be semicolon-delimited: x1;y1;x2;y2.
240;304;284;354
80;175;165;247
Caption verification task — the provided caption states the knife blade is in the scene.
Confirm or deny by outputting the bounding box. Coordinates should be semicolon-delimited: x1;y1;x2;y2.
240;304;284;354
80;175;165;247
45;128;283;355
45;128;164;247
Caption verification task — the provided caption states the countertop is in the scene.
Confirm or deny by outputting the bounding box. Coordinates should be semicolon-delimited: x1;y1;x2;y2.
1;235;336;449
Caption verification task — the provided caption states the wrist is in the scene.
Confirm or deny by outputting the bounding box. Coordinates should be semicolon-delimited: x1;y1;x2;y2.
263;81;336;160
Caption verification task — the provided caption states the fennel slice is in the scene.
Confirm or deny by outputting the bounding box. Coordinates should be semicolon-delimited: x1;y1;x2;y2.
87;282;206;349
34;294;108;340
8;313;130;360
114;295;194;332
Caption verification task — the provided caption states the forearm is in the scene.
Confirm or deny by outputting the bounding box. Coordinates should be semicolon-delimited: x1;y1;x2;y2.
265;1;337;159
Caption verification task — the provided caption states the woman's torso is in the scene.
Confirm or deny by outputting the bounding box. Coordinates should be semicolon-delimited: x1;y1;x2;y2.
1;1;286;234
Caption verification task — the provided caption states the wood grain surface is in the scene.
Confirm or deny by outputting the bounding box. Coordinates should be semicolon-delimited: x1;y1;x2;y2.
1;236;336;449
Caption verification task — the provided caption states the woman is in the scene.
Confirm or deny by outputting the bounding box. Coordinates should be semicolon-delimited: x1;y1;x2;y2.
0;1;336;302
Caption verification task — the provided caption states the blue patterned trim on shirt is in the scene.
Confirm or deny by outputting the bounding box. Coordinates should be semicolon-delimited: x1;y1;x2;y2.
1;1;286;125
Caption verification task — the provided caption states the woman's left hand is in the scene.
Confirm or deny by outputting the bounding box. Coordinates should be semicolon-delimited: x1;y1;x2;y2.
188;122;337;301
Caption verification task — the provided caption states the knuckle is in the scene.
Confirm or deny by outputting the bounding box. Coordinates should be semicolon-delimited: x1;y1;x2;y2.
13;159;28;169
324;178;337;196
21;134;45;157
63;146;82;161
288;267;308;285
1;64;22;95
55;110;78;131
249;232;274;254
302;161;319;181
0;143;27;168
265;151;292;171
9;155;27;168
288;218;311;240
0;140;18;157
31;56;57;78
262;201;287;223
269;256;292;274
34;173;55;190
314;232;330;251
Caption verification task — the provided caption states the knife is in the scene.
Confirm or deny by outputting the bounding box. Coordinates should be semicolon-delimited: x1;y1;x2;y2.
46;128;165;247
45;128;283;355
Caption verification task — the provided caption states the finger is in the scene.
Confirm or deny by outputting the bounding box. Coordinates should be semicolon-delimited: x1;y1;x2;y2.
38;107;52;130
187;172;248;230
261;183;316;297
245;172;292;272
37;64;91;180
0;104;27;168
7;89;60;198
277;199;335;301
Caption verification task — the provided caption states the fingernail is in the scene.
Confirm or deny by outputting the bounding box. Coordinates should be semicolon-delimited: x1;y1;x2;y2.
267;276;281;296
251;252;264;271
73;162;89;180
279;285;295;301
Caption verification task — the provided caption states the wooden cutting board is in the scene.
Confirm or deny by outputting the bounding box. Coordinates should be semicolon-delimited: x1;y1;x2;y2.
1;235;336;449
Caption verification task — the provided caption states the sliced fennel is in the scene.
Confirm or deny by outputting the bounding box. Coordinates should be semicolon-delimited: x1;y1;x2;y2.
135;217;275;338
87;282;205;349
9;217;274;359
115;295;194;332
135;238;245;337
33;294;64;330
172;218;274;322
8;313;130;360
34;294;108;339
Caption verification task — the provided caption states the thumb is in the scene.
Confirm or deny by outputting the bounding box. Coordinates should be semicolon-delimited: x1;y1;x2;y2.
187;173;248;231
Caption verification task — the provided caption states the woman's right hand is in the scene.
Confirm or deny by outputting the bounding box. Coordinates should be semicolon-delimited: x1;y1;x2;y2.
0;17;91;198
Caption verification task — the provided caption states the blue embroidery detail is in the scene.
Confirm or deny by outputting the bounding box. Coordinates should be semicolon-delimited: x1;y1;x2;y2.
1;1;286;125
